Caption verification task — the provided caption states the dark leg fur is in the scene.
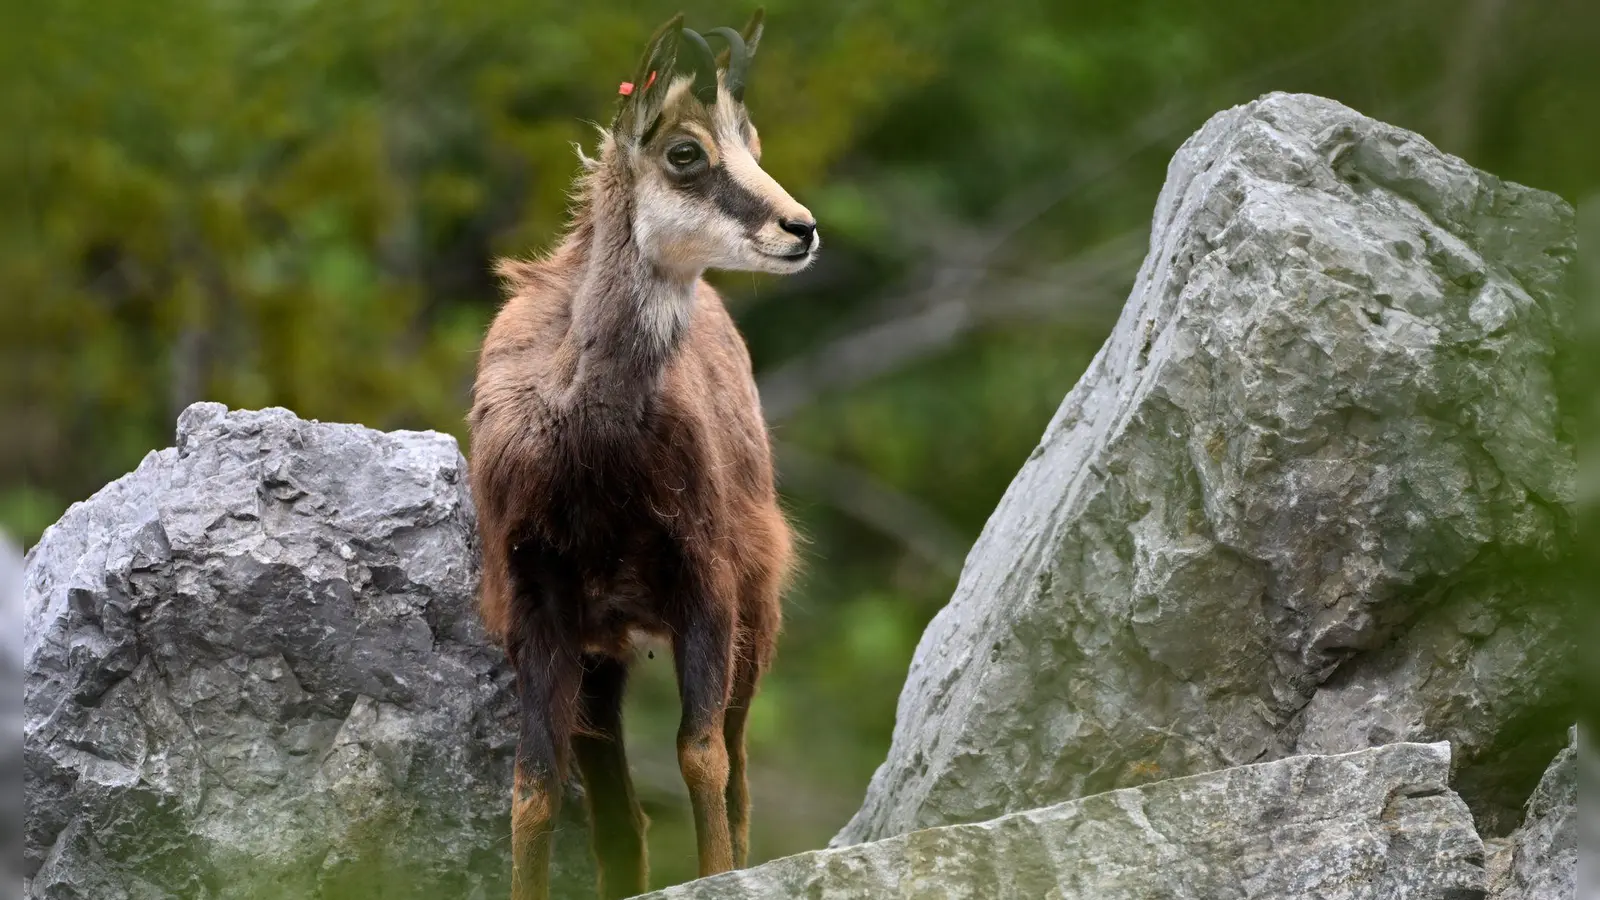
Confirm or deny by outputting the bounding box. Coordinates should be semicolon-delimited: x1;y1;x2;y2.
574;655;649;899
671;597;736;877
508;544;583;900
722;652;761;868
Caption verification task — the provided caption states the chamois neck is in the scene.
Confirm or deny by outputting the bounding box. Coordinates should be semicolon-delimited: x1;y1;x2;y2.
564;167;698;414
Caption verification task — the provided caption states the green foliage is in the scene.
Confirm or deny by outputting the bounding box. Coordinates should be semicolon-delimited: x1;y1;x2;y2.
4;0;1596;890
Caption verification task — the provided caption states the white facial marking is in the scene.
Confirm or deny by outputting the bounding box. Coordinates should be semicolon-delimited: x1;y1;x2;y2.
636;277;695;356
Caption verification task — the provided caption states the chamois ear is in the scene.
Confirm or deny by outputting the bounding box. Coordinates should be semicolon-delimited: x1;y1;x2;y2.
617;13;683;141
741;8;764;59
713;10;761;70
718;8;763;66
710;9;763;103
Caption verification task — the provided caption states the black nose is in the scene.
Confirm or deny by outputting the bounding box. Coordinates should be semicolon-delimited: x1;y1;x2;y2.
779;217;816;247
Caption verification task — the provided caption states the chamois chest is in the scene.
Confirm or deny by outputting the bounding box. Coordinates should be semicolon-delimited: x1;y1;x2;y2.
540;390;722;551
520;396;724;657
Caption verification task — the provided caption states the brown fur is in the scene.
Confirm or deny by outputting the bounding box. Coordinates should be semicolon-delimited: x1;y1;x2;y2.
469;11;802;900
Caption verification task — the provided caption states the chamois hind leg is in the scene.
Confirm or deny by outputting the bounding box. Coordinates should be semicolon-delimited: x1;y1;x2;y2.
669;593;737;877
574;655;648;899
723;593;777;868
721;648;761;868
507;545;583;900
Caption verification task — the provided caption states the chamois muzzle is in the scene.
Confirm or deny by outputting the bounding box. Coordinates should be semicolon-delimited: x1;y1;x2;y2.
780;218;817;249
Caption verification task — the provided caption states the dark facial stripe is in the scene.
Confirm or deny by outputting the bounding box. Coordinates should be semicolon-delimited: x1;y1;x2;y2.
693;163;772;231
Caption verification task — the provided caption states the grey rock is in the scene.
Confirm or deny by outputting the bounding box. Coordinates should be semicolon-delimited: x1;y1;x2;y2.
836;92;1577;846
645;742;1484;899
1487;727;1579;900
22;404;594;899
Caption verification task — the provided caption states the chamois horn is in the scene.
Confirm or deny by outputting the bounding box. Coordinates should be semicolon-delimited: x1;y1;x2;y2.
679;29;720;104
707;26;749;101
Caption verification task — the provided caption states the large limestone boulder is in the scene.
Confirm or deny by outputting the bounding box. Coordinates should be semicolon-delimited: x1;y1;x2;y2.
837;92;1577;846
22;404;593;899
644;742;1484;899
1487;727;1579;900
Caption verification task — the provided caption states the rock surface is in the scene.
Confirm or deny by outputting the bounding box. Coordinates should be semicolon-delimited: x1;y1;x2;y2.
1487;727;1579;900
22;404;593;899
837;91;1577;846
645;742;1484;899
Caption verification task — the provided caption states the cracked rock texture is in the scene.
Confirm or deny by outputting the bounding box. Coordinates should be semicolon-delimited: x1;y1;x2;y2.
1487;727;1579;900
836;92;1577;847
22;404;593;899
645;742;1484;900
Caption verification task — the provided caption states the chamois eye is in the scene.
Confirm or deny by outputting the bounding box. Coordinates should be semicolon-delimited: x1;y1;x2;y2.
667;142;703;168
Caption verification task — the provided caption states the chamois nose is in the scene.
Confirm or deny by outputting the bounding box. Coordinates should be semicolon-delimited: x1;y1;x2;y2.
780;217;817;247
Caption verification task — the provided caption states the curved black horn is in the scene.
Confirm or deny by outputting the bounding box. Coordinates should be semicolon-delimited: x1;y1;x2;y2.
679;28;720;104
708;26;749;101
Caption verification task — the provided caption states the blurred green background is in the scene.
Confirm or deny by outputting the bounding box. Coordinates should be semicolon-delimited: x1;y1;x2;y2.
4;0;1596;891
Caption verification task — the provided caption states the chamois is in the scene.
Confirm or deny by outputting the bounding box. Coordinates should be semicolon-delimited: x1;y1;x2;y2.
468;11;813;900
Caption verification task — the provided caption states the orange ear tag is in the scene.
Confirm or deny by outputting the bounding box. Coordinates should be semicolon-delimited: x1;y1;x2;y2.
619;71;657;97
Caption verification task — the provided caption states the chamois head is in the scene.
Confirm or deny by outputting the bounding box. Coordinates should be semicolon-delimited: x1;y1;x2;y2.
606;10;818;276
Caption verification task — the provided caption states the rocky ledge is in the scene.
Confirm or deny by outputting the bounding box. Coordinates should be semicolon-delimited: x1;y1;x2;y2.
644;742;1485;899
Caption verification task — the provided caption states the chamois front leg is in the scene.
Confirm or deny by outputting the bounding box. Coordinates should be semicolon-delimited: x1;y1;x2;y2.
722;647;764;868
574;655;649;899
508;631;580;900
505;549;583;900
671;597;737;877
